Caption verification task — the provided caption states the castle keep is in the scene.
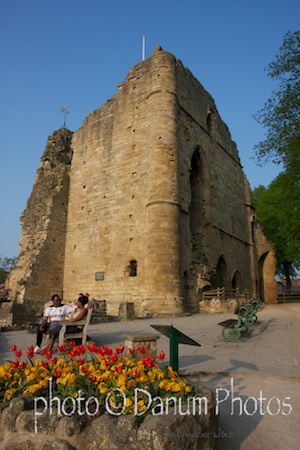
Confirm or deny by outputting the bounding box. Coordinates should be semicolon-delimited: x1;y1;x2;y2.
7;47;277;316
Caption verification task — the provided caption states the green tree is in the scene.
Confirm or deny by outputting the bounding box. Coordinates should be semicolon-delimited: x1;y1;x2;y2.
253;30;300;287
254;30;300;171
252;174;300;289
0;256;17;284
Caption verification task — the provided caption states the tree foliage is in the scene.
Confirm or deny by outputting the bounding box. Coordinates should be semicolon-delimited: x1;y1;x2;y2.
0;256;17;284
254;30;300;171
253;31;300;288
252;175;300;288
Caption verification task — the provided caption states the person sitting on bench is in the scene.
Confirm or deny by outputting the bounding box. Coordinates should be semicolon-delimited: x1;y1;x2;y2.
34;294;75;354
42;294;89;353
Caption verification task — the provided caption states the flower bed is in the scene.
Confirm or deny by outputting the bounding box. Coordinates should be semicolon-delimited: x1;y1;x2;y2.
0;343;218;449
1;343;192;410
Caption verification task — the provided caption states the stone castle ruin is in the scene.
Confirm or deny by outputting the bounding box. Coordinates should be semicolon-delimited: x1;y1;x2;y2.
6;46;277;317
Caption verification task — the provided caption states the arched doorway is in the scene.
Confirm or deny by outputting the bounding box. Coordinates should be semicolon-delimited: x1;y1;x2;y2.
211;256;227;288
189;147;212;263
231;270;242;291
258;252;268;301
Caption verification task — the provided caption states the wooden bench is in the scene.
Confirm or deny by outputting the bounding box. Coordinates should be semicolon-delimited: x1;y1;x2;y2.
58;303;93;347
218;305;250;341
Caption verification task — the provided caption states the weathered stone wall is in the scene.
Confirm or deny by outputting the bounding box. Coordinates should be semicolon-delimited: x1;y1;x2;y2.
62;48;185;316
6;46;277;315
0;394;218;450
6;129;73;308
174;58;259;311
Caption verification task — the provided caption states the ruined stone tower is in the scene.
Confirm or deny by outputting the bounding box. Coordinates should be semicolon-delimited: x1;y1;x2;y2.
7;46;277;316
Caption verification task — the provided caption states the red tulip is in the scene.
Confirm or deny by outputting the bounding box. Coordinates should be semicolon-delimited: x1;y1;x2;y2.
45;351;52;360
77;358;84;366
78;344;85;354
15;350;22;358
110;354;118;363
142;355;156;368
12;361;19;369
19;362;26;370
138;346;146;355
87;343;97;353
116;345;124;354
11;345;17;352
129;348;135;355
27;346;35;359
114;365;123;374
103;346;113;356
156;351;165;360
132;369;141;377
58;344;66;353
97;347;106;356
73;347;81;356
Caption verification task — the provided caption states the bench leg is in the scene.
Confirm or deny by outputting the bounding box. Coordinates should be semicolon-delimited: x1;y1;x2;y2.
252;314;258;324
222;327;241;341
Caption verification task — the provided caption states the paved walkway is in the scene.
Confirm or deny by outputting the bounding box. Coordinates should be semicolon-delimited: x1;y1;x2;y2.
1;303;300;449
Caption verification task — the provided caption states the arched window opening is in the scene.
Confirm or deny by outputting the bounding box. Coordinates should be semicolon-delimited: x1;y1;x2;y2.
129;260;137;277
215;256;227;288
258;252;268;301
189;147;212;266
232;270;242;291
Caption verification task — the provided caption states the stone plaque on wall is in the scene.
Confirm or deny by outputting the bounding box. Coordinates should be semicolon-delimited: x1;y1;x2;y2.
95;272;104;281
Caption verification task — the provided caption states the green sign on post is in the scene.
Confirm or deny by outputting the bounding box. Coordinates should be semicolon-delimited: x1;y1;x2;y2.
151;324;201;373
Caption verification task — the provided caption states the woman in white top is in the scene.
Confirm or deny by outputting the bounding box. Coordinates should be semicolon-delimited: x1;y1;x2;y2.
43;294;88;353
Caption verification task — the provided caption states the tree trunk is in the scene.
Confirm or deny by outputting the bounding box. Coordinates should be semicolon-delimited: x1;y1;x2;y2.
283;260;292;290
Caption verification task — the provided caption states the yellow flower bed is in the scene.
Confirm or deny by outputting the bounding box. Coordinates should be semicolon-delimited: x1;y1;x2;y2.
0;343;193;416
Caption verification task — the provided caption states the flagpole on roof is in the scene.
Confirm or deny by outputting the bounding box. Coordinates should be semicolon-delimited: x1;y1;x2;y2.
60;107;69;128
142;35;146;61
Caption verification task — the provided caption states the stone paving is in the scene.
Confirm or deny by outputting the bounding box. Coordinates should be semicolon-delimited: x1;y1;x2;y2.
1;303;299;449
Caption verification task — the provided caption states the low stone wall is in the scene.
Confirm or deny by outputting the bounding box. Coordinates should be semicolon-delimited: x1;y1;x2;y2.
0;389;218;450
0;303;13;327
199;297;240;314
0;303;36;328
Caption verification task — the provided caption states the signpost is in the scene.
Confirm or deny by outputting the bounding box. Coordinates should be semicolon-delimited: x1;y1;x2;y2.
151;324;201;373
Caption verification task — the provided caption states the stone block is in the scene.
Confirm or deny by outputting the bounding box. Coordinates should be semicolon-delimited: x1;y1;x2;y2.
137;410;201;450
210;298;222;313
123;333;160;359
118;302;135;320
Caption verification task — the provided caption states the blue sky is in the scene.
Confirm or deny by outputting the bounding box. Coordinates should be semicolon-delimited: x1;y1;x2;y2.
0;0;299;258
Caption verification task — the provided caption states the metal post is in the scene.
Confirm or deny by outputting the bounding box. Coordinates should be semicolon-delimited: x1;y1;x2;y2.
150;324;201;375
169;334;179;372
